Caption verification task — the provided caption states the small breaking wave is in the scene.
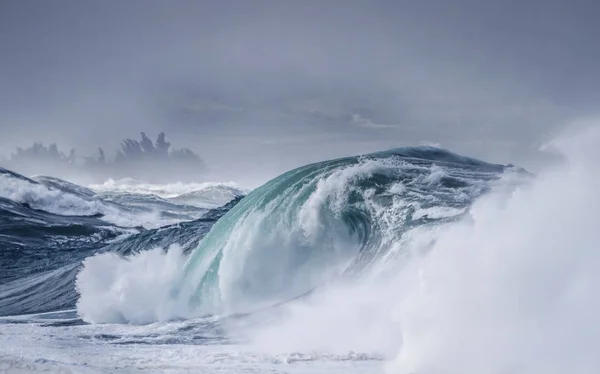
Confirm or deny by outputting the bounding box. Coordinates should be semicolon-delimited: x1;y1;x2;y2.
0;171;216;229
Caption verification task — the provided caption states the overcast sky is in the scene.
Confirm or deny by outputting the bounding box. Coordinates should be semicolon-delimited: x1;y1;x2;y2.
1;0;598;184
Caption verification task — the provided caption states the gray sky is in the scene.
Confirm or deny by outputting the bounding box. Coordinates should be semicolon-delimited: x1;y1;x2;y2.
1;0;598;185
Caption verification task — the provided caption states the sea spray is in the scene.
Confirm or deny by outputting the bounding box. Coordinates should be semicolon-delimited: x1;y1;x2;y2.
388;124;600;374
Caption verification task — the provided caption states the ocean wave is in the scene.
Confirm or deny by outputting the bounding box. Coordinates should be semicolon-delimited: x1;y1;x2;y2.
75;146;516;323
0;171;220;229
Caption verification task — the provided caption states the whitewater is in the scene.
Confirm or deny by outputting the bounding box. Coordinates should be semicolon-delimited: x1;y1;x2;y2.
0;123;599;374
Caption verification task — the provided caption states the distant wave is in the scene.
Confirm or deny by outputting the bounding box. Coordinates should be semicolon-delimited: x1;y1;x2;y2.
0;169;242;229
0;169;115;218
90;179;247;209
33;175;96;197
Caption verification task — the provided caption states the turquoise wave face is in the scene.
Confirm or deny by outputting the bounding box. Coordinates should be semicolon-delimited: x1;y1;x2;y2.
174;147;514;315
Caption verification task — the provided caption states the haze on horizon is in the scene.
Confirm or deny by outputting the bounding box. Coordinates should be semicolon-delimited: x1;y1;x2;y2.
1;0;598;187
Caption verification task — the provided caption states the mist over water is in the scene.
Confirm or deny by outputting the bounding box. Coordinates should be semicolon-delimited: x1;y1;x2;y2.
387;124;600;373
209;123;599;373
3;0;598;182
1;132;208;185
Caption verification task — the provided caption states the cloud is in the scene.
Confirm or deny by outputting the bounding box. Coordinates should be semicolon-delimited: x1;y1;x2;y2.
0;0;597;182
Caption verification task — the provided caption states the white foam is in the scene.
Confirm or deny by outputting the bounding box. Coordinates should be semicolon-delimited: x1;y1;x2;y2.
422;164;445;185
0;175;106;217
167;184;246;209
387;122;600;373
226;122;600;369
89;179;247;198
0;355;98;374
0;321;383;373
298;160;382;240
76;245;189;324
245;279;403;358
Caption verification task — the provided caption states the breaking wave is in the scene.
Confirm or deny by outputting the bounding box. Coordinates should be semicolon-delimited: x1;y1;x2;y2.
76;146;517;324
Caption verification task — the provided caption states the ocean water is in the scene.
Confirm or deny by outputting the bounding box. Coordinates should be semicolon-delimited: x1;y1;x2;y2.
1;125;599;374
